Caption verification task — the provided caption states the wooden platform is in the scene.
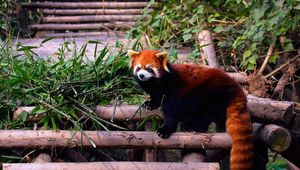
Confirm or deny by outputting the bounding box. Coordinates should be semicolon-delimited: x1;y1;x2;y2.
18;1;157;38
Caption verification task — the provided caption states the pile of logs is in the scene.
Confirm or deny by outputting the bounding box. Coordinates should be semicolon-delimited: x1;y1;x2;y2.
18;1;157;38
2;30;300;169
3;96;300;170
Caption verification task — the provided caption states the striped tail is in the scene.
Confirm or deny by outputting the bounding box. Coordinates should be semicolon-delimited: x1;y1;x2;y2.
226;94;254;170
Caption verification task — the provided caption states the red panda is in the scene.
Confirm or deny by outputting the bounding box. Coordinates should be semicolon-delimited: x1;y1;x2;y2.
128;49;254;170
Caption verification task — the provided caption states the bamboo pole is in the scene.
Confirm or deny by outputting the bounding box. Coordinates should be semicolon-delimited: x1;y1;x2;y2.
21;2;156;9
0;130;232;150
3;162;220;170
43;9;147;15
30;23;134;30
43;15;140;23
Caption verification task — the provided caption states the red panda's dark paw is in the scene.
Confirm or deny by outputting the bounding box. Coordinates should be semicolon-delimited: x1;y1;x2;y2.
142;100;160;110
156;125;174;139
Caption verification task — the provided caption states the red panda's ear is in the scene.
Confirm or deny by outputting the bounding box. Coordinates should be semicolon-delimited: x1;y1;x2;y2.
156;51;170;73
127;50;140;68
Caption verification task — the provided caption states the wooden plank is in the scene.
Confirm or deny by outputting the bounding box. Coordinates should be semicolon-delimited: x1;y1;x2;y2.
21;2;156;9
43;15;140;23
30;22;135;30
0;130;232;150
43;9;147;15
3;162;220;170
44;31;126;38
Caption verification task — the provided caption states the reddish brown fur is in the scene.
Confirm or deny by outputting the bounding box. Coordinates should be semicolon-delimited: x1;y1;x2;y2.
129;50;254;170
130;50;163;70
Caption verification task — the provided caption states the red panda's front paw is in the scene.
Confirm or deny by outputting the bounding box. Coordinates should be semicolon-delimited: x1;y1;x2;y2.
156;125;174;139
142;100;160;110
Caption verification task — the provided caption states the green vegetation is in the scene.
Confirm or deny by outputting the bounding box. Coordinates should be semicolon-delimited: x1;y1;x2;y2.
0;0;299;168
0;39;142;130
129;0;300;70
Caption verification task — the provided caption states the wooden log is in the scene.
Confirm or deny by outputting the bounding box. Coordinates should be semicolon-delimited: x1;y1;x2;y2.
95;105;161;122
229;72;247;84
44;31;126;38
30;23;135;30
43;15;140;23
43;9;147;15
280;131;300;168
182;152;205;162
247;94;295;125
254;123;291;152
32;153;51;163
0;130;232;150
3;162;220;170
15;94;296;127
21;2;155;9
96;94;295;126
198;30;220;68
144;122;156;162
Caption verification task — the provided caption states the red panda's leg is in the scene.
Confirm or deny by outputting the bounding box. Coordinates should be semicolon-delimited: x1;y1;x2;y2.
226;93;254;170
157;100;181;138
143;93;162;110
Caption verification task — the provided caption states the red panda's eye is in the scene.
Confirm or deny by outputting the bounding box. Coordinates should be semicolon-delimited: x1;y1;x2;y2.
136;67;141;71
146;67;153;73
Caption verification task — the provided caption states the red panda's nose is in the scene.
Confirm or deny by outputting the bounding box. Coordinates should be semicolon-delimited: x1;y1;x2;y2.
139;74;145;79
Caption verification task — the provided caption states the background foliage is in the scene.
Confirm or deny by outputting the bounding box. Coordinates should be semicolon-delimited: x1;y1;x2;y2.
129;0;300;71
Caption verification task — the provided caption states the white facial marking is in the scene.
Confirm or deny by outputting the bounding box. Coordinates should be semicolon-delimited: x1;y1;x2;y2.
152;67;160;78
133;64;141;75
137;69;153;81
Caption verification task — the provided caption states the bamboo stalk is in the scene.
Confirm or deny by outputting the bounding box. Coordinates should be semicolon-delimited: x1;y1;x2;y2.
0;130;232;150
258;44;275;75
43;15;140;23
30;23;134;30
43;9;147;15
3;162;220;170
21;2;156;9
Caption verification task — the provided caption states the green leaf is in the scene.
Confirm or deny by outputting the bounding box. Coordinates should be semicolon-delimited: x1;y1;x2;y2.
284;42;294;51
242;50;252;61
214;26;224;33
183;34;193;42
247;63;255;70
17;45;37;51
269;54;278;64
21;111;29;122
248;54;258;64
41;37;54;44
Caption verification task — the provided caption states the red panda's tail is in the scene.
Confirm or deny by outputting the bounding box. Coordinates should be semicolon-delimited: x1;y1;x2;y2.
226;93;254;170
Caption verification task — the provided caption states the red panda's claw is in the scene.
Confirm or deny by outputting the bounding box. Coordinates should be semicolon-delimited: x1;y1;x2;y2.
156;126;173;139
142;100;159;110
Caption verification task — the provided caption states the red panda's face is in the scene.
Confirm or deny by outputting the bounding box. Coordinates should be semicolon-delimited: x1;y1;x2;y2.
128;50;170;81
